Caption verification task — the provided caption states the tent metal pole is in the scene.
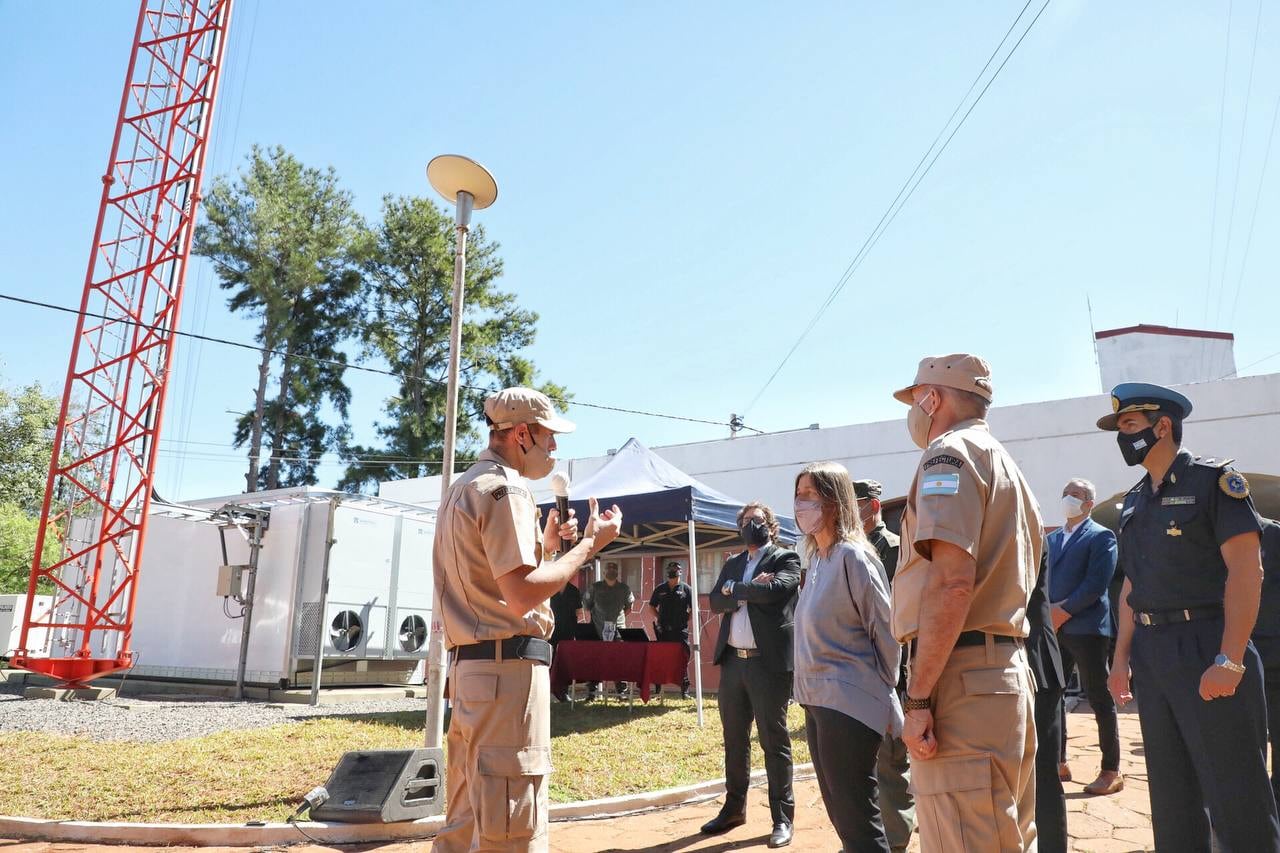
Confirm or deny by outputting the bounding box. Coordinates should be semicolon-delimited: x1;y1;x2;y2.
687;519;704;726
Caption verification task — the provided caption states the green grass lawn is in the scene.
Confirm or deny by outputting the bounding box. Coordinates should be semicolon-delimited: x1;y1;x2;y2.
0;697;810;824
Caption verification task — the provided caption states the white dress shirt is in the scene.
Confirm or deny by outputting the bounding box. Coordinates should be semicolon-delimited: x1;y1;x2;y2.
728;548;765;649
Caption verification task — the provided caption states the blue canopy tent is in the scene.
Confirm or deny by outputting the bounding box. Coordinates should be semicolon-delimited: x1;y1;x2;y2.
540;438;798;724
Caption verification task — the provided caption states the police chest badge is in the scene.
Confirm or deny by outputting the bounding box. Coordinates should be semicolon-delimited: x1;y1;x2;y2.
1219;471;1250;499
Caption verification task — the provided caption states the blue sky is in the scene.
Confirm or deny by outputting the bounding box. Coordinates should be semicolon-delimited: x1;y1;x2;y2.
2;1;1280;500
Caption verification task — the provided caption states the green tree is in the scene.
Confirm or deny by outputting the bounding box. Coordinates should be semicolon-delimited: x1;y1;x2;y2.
194;145;367;492
0;380;58;513
337;195;567;493
0;503;59;594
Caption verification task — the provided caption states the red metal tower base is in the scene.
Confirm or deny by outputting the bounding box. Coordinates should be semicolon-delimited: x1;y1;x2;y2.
13;0;234;686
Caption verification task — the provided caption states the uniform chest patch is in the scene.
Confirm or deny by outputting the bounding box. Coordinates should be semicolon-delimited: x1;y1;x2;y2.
1161;495;1196;506
921;472;961;496
1220;472;1250;499
924;454;965;470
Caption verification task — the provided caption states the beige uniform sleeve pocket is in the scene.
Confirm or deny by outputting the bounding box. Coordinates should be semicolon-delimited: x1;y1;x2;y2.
477;745;553;842
912;753;1009;852
960;666;1022;695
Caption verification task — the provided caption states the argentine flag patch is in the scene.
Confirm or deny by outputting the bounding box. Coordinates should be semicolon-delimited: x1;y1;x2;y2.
921;472;961;496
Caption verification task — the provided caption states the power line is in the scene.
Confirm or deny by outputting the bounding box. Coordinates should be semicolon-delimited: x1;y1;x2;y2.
1226;77;1280;325
743;0;1051;415
1214;0;1264;324
1203;0;1235;325
0;291;758;433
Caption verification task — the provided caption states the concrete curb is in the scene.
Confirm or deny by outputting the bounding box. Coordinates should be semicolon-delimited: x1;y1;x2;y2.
0;763;816;846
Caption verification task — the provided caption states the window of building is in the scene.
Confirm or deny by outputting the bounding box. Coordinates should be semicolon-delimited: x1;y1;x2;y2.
619;557;644;604
696;551;725;594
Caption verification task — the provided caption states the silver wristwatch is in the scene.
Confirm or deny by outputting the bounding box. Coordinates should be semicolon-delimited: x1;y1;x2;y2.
1214;653;1246;674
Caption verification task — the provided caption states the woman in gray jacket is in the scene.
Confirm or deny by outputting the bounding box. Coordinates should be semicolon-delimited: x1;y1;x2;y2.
792;461;903;853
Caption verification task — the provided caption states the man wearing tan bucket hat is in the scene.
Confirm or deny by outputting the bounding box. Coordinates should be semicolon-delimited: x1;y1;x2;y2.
432;387;623;853
889;354;1043;852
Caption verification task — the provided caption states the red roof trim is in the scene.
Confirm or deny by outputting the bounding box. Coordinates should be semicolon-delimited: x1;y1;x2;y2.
1095;324;1234;342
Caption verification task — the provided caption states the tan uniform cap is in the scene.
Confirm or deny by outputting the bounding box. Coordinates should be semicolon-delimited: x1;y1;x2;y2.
484;387;576;433
891;420;1043;642
893;353;994;404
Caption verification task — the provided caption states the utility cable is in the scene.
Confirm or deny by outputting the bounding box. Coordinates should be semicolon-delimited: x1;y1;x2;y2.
1226;81;1280;325
0;292;761;433
743;0;1051;415
1214;0;1264;324
1203;0;1235;325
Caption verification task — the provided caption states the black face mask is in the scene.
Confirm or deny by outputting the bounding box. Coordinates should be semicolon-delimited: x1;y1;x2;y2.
1118;427;1159;467
740;519;770;547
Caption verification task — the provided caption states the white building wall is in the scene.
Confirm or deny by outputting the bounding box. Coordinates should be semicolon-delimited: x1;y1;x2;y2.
1096;328;1236;389
377;372;1280;526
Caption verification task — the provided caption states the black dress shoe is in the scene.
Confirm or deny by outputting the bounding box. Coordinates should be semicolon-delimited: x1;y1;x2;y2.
767;821;792;848
699;811;746;834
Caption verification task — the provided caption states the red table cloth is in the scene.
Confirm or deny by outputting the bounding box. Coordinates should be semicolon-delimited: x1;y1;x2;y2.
550;640;689;702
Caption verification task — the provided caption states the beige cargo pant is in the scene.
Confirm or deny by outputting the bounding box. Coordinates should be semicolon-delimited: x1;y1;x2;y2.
432;654;552;853
910;637;1037;853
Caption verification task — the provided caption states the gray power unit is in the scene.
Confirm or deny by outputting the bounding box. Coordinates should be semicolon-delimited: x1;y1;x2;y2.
311;748;444;823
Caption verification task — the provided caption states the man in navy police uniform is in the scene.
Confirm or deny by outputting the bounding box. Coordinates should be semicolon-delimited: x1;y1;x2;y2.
1101;382;1279;853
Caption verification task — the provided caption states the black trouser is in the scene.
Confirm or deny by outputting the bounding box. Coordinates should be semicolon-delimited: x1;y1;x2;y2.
717;653;794;826
1252;633;1280;807
803;704;888;853
1034;685;1068;853
654;626;690;692
1057;632;1121;771
1131;618;1280;852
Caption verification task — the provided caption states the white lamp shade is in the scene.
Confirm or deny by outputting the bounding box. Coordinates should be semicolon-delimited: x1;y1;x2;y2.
426;155;498;209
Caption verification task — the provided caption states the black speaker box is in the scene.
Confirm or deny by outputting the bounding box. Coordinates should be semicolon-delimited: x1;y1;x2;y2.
311;747;444;823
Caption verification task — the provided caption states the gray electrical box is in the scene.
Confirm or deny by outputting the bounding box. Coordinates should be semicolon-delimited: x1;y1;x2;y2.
311;748;444;823
215;564;244;598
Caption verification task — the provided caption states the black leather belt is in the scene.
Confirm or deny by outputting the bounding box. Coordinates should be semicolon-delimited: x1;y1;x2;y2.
728;645;761;659
452;636;552;666
908;631;1019;659
1134;606;1223;627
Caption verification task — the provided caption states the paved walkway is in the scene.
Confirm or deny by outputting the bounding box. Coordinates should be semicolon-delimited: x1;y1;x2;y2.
1;707;1155;852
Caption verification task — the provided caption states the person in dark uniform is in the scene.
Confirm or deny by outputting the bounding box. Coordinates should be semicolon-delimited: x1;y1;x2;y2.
549;579;583;701
649;561;693;698
1029;551;1068;853
855;478;915;853
1101;382;1280;853
1250;518;1280;805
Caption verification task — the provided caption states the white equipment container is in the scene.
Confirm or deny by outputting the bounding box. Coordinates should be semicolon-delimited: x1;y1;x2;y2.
0;594;52;658
114;488;435;688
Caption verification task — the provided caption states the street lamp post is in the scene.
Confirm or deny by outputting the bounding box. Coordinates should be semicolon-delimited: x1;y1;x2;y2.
423;155;498;749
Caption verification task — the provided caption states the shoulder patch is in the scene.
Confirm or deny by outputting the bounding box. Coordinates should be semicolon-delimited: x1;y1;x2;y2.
491;485;533;503
921;472;961;496
1219;471;1250;500
924;454;966;471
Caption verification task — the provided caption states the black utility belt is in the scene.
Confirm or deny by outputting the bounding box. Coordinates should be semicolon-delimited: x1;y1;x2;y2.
452;636;552;665
1133;606;1223;627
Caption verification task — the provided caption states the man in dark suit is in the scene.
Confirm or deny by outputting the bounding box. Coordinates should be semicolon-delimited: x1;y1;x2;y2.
1030;551;1068;853
701;501;801;849
1048;477;1122;795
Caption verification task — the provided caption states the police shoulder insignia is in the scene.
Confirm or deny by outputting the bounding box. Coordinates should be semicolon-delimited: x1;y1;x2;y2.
1219;471;1250;500
491;485;532;503
923;454;965;471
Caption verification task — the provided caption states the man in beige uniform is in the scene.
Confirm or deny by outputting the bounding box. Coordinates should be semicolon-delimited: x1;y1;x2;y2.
890;354;1043;853
432;388;622;853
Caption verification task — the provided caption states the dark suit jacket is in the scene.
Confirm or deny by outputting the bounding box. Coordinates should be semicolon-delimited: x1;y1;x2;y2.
1046;518;1118;637
708;543;801;673
1026;552;1066;692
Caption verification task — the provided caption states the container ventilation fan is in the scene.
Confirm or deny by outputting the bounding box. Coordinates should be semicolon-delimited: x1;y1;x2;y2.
330;610;363;652
399;615;427;652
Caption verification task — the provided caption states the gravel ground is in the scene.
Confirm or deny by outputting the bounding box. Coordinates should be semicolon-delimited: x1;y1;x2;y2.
0;677;430;742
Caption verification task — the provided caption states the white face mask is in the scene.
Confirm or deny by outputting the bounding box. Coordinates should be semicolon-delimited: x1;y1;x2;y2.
1061;494;1085;520
794;499;824;535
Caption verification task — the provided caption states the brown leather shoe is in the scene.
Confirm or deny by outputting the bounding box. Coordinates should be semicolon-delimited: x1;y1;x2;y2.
1084;771;1124;795
1058;762;1072;782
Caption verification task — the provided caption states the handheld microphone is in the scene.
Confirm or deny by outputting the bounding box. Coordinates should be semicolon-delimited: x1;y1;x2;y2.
550;471;572;554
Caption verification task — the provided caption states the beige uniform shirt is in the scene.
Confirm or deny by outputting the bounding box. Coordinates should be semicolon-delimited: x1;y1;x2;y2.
433;448;553;648
891;419;1043;643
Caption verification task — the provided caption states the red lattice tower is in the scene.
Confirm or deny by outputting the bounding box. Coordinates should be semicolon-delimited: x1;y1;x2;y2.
13;0;235;687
